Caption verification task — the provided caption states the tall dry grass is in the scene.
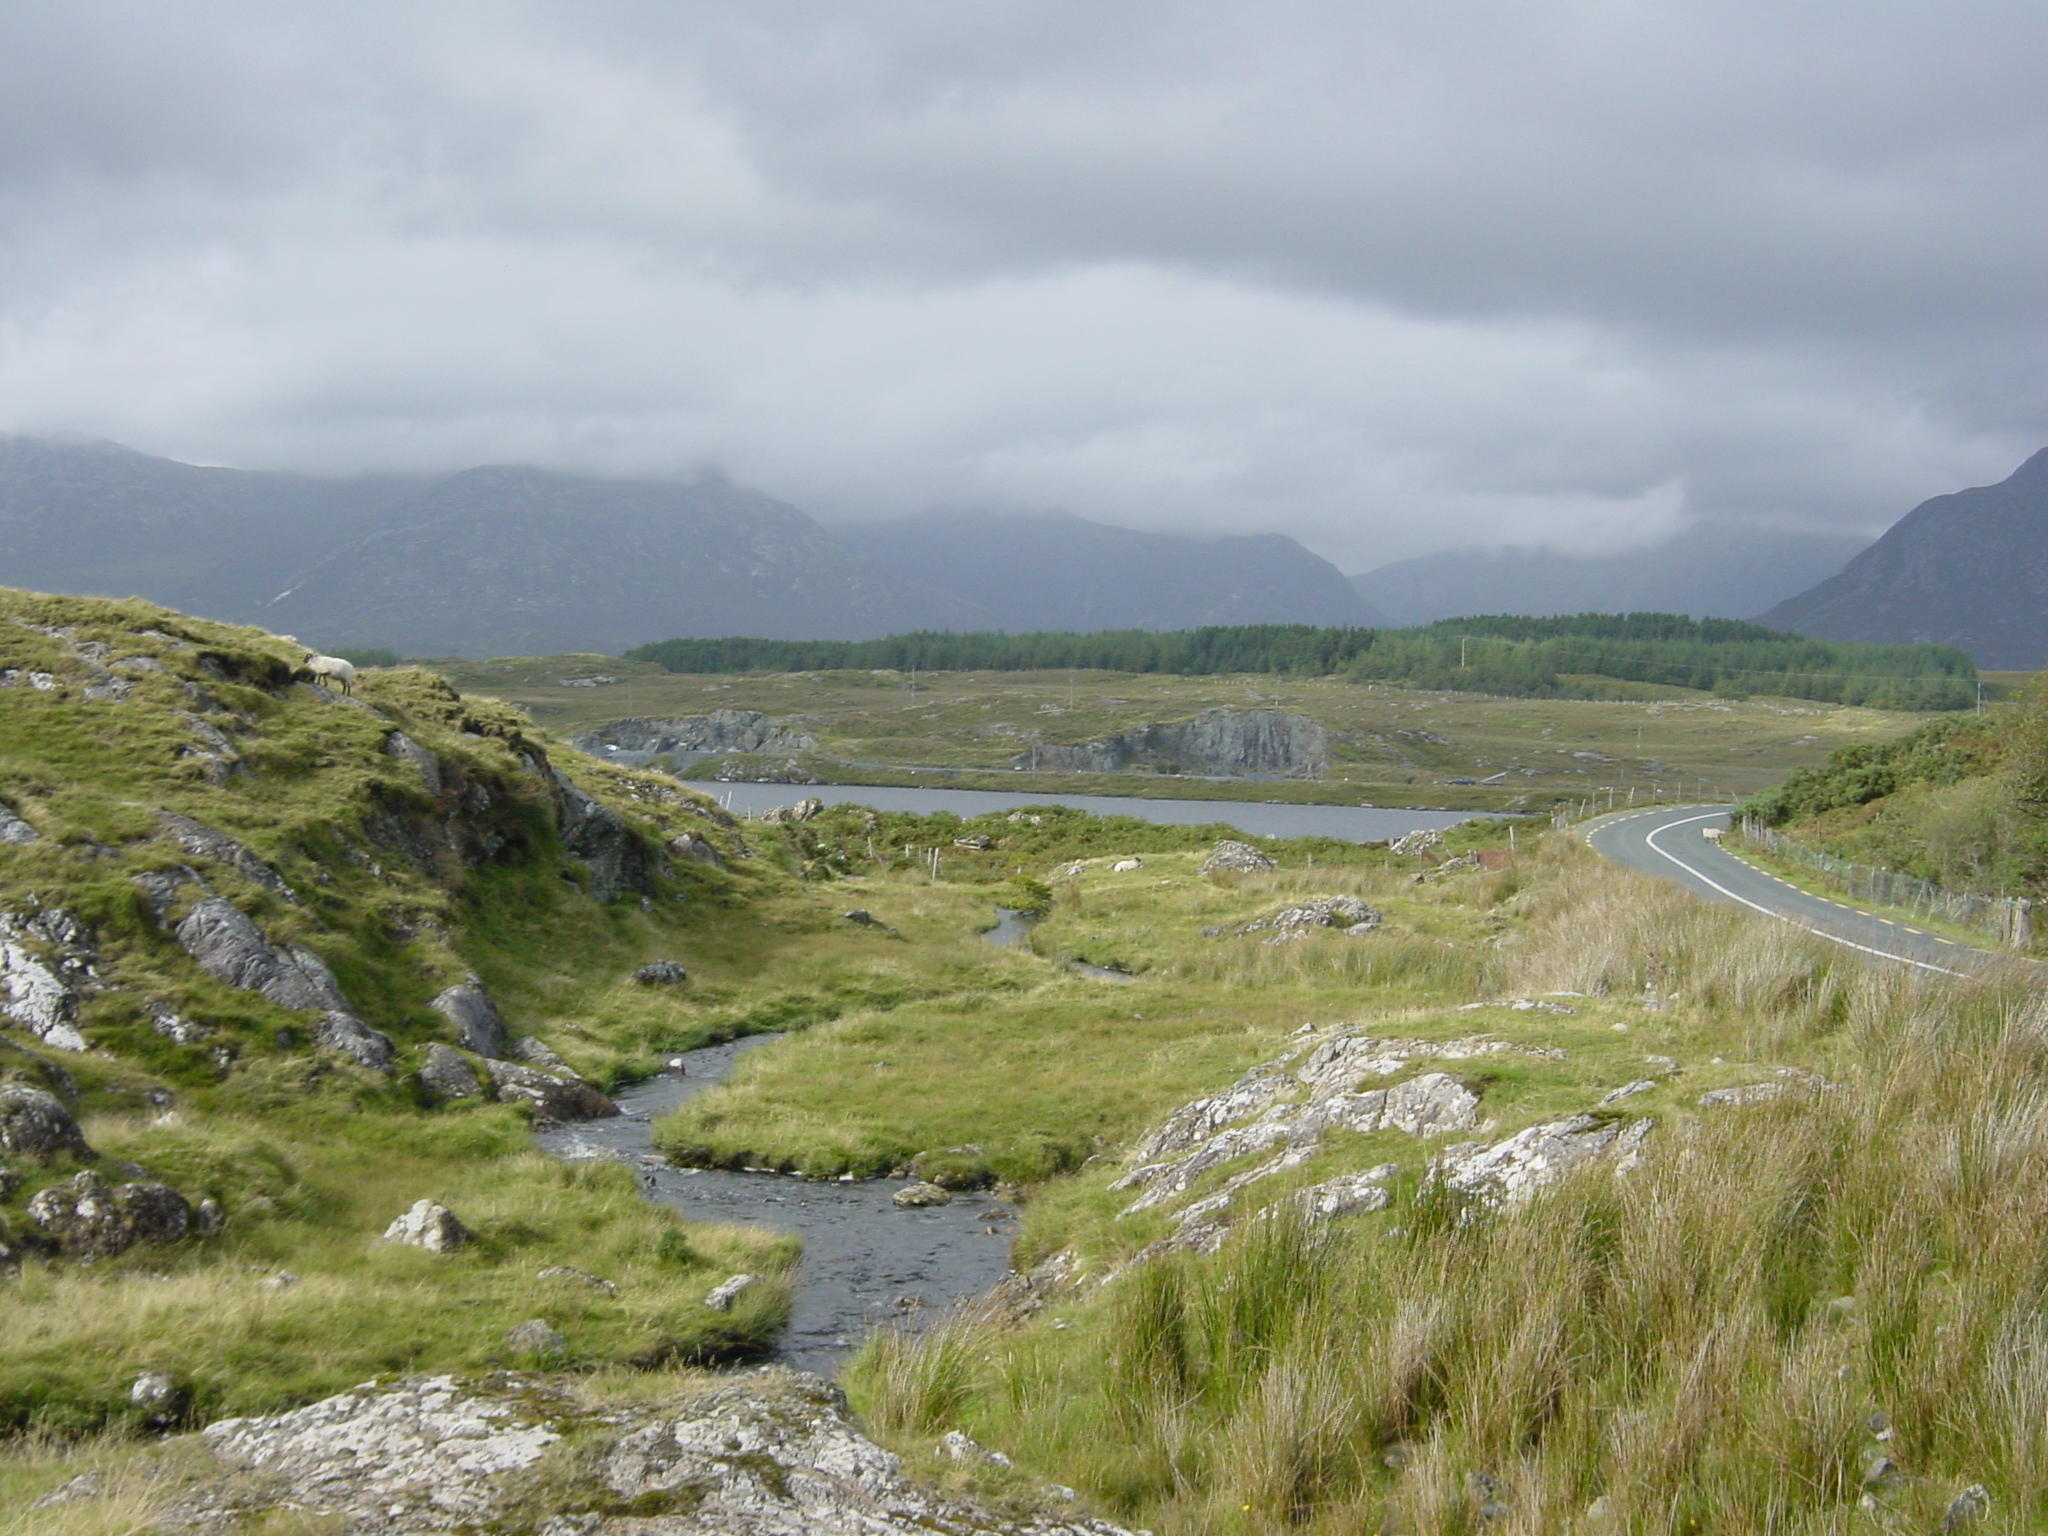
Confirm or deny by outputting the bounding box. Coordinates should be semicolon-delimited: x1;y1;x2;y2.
851;840;2048;1533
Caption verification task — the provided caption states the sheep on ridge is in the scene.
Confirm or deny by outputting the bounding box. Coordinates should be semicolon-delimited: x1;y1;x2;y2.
300;654;357;696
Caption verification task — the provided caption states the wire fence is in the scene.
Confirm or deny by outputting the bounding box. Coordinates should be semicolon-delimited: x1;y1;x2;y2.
1735;817;2034;950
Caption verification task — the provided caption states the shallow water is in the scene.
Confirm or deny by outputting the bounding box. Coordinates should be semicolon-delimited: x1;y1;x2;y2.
985;904;1135;982
535;1035;1018;1375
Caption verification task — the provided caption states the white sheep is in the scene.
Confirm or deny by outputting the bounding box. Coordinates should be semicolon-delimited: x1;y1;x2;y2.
301;653;357;696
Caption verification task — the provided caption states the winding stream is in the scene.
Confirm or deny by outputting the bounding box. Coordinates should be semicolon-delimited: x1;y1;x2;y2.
534;1035;1018;1375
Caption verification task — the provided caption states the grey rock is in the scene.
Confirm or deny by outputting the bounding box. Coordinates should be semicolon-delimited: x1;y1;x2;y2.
483;1059;620;1122
418;1043;483;1102
0;1084;94;1162
430;979;510;1058
130;1371;189;1429
633;961;690;986
173;898;352;1013
188;1367;1139;1534
148;1003;211;1044
196;1197;224;1233
758;796;825;825
1389;828;1444;856
503;1319;566;1357
1199;839;1276;876
382;731;443;795
1943;1484;1991;1531
0;906;99;1051
893;1182;953;1208
1599;1079;1658;1105
1437;1115;1654;1207
381;1199;471;1253
703;1273;760;1311
1025;709;1328;778
28;1171;193;1261
510;1036;572;1073
548;767;656;903
667;832;725;869
0;804;38;844
574;709;819;761
1698;1068;1831;1108
953;834;996;850
1241;894;1382;938
314;1011;396;1073
155;811;297;903
0;1162;18;1198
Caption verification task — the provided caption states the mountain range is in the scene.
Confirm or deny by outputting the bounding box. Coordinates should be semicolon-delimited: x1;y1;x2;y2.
1759;449;2048;670
0;437;1376;656
1348;522;1873;629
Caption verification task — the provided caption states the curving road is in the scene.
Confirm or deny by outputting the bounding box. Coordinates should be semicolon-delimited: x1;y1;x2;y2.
1584;804;2009;978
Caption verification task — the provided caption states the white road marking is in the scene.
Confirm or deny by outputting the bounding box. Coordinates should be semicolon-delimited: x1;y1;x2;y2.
1632;811;1977;980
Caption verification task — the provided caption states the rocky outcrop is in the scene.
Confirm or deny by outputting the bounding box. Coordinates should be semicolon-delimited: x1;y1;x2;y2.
381;730;442;794
757;796;824;826
0;1083;94;1161
1435;1114;1651;1207
1234;894;1381;941
1198;839;1276;876
0;906;100;1051
428;978;509;1058
1113;1031;1554;1248
0;804;38;843
574;709;820;761
483;1059;620;1123
184;1368;1137;1534
154;811;298;903
27;1170;194;1261
1024;708;1329;778
167;895;395;1073
545;766;657;904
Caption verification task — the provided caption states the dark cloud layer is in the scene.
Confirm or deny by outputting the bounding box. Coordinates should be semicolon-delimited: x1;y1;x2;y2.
1;1;2044;569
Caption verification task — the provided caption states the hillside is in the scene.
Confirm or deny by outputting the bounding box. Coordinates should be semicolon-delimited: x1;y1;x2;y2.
1760;447;2048;668
1350;520;1872;626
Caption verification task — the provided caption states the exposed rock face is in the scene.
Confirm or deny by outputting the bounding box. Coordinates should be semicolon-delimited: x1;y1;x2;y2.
27;1170;194;1261
1198;839;1277;876
381;730;442;794
1112;1032;1550;1247
574;709;819;760
429;978;510;1058
0;907;98;1051
155;811;297;903
1760;447;2048;668
545;766;656;903
0;1083;94;1161
1027;708;1329;778
1239;894;1381;941
483;1059;620;1122
417;1044;483;1102
381;1200;470;1252
187;1368;1137;1534
1436;1114;1651;1207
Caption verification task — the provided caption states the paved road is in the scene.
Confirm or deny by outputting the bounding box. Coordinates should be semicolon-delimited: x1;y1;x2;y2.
1584;803;2008;978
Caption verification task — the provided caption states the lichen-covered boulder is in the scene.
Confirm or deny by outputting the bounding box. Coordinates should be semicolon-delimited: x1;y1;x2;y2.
483;1059;619;1123
417;1043;483;1102
0;1083;93;1162
28;1170;194;1261
381;1199;470;1253
313;1011;396;1074
1198;839;1276;876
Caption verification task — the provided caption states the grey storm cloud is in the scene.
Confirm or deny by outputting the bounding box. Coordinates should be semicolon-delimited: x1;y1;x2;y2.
1;0;2045;570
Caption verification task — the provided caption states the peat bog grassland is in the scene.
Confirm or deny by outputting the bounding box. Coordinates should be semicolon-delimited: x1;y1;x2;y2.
5;595;2040;1535
446;654;1932;814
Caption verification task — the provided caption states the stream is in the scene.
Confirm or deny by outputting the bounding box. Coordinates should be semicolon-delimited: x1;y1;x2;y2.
534;1034;1018;1375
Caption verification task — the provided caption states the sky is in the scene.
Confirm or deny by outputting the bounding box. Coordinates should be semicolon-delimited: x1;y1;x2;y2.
2;0;2046;572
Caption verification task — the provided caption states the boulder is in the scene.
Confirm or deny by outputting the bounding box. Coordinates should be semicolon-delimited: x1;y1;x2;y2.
417;1044;483;1102
483;1059;620;1122
509;1036;572;1073
1241;895;1382;940
1199;840;1276;876
0;805;38;844
314;1011;396;1074
0;907;98;1051
429;978;509;1058
381;1199;471;1253
130;1371;189;1429
633;961;690;986
1389;828;1444;856
893;1182;953;1208
502;1319;565;1358
667;832;725;869
759;797;824;826
28;1171;194;1262
0;1084;94;1162
704;1273;760;1311
1436;1115;1653;1207
188;1368;1142;1534
173;898;355;1018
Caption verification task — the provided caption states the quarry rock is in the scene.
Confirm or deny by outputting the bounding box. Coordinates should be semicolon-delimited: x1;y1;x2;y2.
0;1083;94;1162
429;978;510;1058
28;1170;194;1262
381;1199;471;1253
484;1058;620;1122
184;1368;1139;1535
1199;839;1277;876
417;1043;483;1102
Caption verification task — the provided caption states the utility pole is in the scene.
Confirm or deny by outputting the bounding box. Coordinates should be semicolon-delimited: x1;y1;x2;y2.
1460;637;1469;669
